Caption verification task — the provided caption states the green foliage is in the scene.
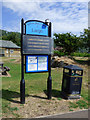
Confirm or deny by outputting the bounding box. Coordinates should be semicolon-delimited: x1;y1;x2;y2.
54;50;90;57
54;32;80;55
76;100;88;109
69;109;73;111
54;50;65;56
1;28;89;53
9;107;19;111
80;29;90;52
69;102;78;108
69;100;88;109
10;59;16;61
57;97;62;100
54;29;90;55
71;52;90;57
0;29;21;47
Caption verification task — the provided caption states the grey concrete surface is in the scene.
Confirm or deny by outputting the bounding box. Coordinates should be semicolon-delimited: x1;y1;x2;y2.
43;109;89;118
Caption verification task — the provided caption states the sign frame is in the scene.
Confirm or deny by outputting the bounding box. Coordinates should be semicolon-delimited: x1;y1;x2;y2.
25;20;49;37
20;18;52;104
25;54;49;73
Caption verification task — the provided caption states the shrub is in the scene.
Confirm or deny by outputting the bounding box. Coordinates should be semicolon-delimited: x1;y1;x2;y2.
54;50;90;57
54;50;68;56
71;52;90;57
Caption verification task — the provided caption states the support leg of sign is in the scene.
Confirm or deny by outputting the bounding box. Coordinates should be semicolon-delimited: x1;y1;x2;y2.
47;75;52;99
20;79;25;104
47;55;52;99
20;18;25;104
20;54;25;104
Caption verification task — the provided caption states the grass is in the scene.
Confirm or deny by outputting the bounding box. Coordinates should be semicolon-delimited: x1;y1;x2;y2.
2;58;89;117
10;59;16;61
69;109;73;111
2;61;63;117
76;100;88;109
57;97;62;100
2;63;63;95
69;102;78;109
69;100;88;110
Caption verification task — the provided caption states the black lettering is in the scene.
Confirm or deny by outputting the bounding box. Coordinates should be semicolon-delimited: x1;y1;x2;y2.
31;29;43;34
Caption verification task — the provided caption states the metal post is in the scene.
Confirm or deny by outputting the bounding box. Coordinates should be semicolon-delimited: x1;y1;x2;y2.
47;22;52;99
47;54;52;99
20;18;25;104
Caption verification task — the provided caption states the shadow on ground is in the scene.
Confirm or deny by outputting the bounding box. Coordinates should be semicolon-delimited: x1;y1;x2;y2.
2;89;29;103
28;89;65;100
44;89;64;99
30;95;47;100
2;89;65;103
28;89;64;100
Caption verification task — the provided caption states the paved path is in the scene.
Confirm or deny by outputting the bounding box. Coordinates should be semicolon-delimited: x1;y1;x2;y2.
39;109;89;119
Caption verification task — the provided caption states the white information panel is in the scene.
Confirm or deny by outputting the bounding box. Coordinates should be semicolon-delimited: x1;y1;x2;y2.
26;55;48;73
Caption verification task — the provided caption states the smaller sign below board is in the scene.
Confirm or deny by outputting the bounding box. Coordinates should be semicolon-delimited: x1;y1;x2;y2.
25;55;48;73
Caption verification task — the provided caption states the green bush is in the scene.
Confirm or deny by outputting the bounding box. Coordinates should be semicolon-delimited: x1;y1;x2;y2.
54;50;68;56
54;50;90;57
71;52;90;57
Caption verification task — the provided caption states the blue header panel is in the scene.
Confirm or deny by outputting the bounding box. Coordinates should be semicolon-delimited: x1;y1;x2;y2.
26;55;48;73
25;21;48;36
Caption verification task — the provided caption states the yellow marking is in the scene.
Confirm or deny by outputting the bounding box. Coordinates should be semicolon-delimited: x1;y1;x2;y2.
75;78;78;81
63;73;82;77
28;39;49;42
28;45;49;48
28;42;49;45
67;94;80;96
28;49;49;51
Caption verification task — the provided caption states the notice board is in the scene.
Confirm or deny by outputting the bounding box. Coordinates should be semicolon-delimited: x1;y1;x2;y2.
25;55;48;73
23;35;53;55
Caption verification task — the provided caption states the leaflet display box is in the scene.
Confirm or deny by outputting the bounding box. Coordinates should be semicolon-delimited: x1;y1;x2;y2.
25;55;48;73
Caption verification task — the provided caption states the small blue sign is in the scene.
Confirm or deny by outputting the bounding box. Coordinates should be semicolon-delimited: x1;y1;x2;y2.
25;21;48;36
26;55;48;73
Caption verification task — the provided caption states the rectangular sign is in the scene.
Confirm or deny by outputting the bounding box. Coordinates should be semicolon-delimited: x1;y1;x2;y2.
25;21;48;36
23;35;53;55
25;55;48;73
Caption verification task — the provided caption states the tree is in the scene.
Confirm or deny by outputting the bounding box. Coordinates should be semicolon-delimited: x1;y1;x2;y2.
79;29;90;52
54;32;80;55
1;30;21;47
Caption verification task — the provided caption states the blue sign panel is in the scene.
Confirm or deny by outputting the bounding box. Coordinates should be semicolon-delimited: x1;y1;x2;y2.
26;21;48;36
26;55;48;73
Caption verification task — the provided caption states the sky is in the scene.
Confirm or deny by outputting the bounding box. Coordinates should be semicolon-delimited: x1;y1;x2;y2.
88;1;90;28
0;0;90;36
